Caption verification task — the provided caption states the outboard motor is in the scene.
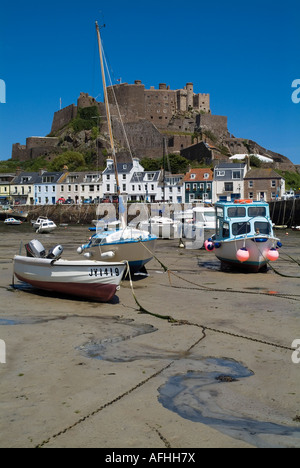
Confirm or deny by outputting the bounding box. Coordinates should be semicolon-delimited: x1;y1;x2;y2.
25;239;46;258
47;245;64;260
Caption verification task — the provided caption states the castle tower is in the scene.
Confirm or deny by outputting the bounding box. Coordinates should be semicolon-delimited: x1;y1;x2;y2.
186;83;194;110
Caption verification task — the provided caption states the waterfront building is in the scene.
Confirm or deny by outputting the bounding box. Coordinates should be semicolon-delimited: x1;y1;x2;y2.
213;163;247;203
58;171;103;204
183;168;214;203
243;168;285;202
0;173;15;205
11;172;41;205
34;170;68;205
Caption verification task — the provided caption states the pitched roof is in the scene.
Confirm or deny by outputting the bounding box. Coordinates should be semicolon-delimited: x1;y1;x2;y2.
183;168;213;182
244;168;282;179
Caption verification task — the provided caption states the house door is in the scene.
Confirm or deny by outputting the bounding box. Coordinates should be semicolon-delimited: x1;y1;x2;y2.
259;192;266;201
52;197;56;205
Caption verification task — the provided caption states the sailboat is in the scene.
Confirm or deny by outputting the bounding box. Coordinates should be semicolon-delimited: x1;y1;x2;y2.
77;22;157;272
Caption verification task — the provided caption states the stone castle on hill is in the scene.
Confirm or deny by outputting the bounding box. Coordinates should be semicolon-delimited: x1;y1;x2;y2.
11;81;295;172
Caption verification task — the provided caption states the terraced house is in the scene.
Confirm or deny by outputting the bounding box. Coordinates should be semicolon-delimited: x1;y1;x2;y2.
11;172;41;205
58;171;102;204
183;168;214;203
34;170;68;205
0;173;15;204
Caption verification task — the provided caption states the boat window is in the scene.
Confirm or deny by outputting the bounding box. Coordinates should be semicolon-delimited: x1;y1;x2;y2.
232;222;251;236
248;207;266;217
222;222;230;238
216;207;223;217
254;221;271;235
227;207;246;218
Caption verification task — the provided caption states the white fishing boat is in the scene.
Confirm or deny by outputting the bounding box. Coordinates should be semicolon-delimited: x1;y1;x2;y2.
4;217;22;225
205;200;281;272
13;240;126;302
32;216;57;233
36;219;57;234
77;22;157;272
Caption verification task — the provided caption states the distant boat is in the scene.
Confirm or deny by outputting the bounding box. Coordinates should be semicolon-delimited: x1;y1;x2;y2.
13;239;126;303
36;220;57;234
206;199;281;272
4;218;22;225
32;217;57;233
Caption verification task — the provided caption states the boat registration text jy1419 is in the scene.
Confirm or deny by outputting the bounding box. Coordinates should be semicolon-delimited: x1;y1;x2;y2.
89;267;121;277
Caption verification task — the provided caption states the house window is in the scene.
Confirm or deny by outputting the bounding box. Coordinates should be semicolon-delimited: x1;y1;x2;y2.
233;171;241;179
199;183;204;190
225;183;233;192
75;185;78;192
249;192;254;199
68;185;71;192
61;186;64;192
190;174;196;179
204;173;209;179
217;171;225;176
106;184;110;192
122;174;126;180
248;181;253;188
151;184;154;191
132;185;135;191
52;186;55;192
122;184;126;191
186;184;190;191
271;180;276;187
107;175;110;180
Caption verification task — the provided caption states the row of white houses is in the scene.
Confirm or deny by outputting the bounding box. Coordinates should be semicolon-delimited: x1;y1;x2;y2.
0;158;286;206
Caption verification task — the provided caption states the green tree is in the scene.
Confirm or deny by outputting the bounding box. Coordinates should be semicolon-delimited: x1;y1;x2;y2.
50;151;86;172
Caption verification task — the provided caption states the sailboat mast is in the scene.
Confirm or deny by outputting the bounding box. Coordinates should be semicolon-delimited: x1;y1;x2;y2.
95;21;120;196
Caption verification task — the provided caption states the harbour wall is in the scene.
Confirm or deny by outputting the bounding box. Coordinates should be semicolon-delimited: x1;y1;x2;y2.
269;199;300;227
8;199;300;227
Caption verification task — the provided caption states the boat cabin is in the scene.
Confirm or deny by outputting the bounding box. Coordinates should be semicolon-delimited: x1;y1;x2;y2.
215;200;273;241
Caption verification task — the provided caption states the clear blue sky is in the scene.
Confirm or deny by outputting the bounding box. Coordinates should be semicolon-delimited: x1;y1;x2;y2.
0;0;299;165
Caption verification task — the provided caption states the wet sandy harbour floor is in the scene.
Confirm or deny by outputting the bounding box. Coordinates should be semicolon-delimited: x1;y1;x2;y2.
0;223;299;448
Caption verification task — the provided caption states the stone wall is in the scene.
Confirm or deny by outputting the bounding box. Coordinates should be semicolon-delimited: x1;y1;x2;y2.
196;114;229;138
51;104;77;134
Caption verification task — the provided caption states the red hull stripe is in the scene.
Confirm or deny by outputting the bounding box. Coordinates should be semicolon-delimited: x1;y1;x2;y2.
15;274;117;302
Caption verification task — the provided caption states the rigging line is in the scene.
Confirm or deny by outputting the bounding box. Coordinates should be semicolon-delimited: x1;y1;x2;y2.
125;260;293;352
102;47;135;163
139;240;300;298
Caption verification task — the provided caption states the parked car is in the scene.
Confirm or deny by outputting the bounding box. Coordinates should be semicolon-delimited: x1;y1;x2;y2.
64;198;74;204
56;197;66;204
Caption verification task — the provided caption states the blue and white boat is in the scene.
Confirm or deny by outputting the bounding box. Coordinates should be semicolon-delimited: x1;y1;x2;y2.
205;199;281;272
77;226;157;273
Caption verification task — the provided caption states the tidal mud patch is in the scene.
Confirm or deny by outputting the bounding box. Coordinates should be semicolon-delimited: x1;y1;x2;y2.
158;357;300;448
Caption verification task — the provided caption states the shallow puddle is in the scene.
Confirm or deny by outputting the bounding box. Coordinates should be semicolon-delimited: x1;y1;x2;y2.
158;357;300;448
